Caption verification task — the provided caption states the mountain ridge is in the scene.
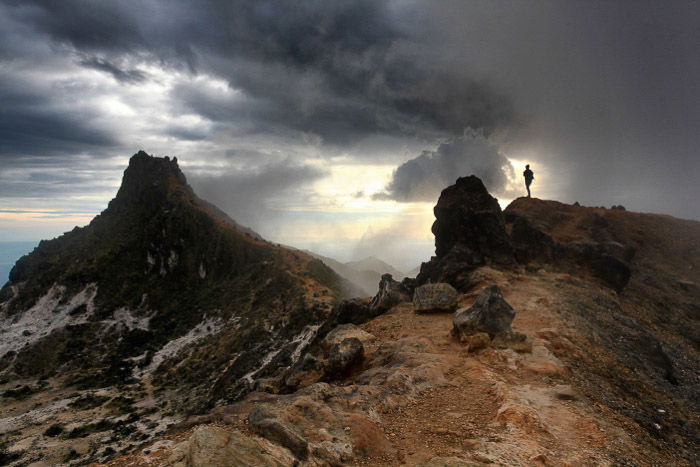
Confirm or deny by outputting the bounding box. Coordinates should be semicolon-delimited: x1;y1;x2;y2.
99;176;699;466
0;151;353;464
1;170;699;466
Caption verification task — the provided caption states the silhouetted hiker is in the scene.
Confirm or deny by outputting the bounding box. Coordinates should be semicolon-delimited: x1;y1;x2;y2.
523;164;534;197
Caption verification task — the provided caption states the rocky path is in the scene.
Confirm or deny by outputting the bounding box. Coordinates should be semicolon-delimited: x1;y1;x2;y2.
357;271;654;466
361;306;501;465
100;270;684;466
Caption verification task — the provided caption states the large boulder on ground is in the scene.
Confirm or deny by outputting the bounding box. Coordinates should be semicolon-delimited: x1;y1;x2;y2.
248;405;309;459
413;283;459;313
322;324;376;351
369;274;411;313
431;176;514;262
588;254;631;293
452;285;515;339
331;298;375;325
326;337;364;379
166;425;292;466
417;176;514;289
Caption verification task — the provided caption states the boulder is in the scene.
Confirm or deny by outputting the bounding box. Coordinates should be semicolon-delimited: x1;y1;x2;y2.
431;176;514;263
417;176;514;288
167;425;291;467
413;283;459;313
326;337;364;378
452;285;515;339
331;298;375;326
283;353;325;390
248;405;309;459
322;324;376;351
369;274;411;313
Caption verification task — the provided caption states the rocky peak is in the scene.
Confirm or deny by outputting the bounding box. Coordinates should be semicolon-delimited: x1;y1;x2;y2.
417;175;514;290
432;175;513;261
109;151;189;210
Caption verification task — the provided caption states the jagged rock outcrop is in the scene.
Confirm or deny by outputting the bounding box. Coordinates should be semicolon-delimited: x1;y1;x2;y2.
369;273;411;313
417;176;514;290
413;283;459;313
282;324;373;391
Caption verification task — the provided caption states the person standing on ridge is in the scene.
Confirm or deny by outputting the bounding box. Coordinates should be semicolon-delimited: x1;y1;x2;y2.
523;164;534;197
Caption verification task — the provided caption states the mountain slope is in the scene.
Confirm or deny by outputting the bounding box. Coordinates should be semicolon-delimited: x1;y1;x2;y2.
2;172;699;466
104;181;700;466
0;152;347;464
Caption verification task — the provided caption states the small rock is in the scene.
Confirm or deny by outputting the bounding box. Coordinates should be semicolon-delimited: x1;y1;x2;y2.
413;283;459;313
462;332;491;352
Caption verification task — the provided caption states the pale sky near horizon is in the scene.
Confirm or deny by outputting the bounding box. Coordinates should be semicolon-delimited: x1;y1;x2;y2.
1;1;698;271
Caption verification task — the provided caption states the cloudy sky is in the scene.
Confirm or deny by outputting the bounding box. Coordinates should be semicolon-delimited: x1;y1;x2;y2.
1;0;699;271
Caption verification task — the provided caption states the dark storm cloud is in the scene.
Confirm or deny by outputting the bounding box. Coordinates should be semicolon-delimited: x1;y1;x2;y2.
5;0;516;145
0;76;117;157
1;0;700;222
188;159;327;228
374;132;515;202
78;56;147;83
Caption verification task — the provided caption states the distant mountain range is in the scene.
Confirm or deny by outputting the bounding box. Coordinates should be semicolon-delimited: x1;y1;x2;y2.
304;252;412;297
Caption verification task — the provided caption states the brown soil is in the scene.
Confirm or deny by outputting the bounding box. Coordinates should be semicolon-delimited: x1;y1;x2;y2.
352;271;681;466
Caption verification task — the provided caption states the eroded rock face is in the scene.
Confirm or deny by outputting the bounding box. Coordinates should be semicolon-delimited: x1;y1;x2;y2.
413;283;459;313
453;285;515;339
417;176;514;290
369;274;411;313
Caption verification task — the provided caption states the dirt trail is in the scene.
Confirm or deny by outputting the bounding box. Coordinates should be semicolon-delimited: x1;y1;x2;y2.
101;270;681;466
359;272;650;466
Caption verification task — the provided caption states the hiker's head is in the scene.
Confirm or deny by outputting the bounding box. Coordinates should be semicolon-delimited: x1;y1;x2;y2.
525;164;530;169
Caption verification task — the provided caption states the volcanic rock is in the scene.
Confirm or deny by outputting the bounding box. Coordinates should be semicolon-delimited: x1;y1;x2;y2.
330;298;376;326
369;273;411;313
326;337;364;379
417;176;514;290
453;285;515;339
413;283;459;313
322;324;376;350
0;151;346;416
248;405;309;459
504;198;636;292
166;425;292;466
